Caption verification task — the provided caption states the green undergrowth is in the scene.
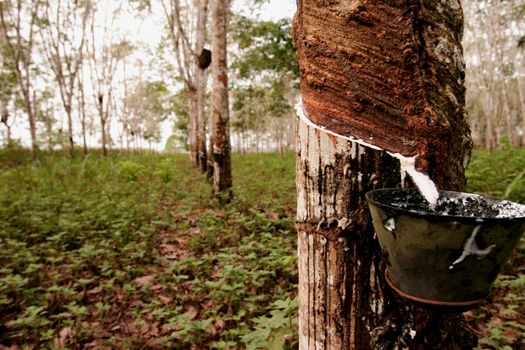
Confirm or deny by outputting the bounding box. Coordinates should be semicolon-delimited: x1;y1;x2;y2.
0;147;523;349
466;146;525;204
0;149;297;349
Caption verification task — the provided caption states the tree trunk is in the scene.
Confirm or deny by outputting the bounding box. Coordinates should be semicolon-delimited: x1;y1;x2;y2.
78;78;88;155
196;69;208;172
101;118;107;155
293;1;476;349
210;0;232;199
24;92;38;157
66;104;74;157
195;0;209;173
517;76;525;147
1;106;11;145
188;88;198;164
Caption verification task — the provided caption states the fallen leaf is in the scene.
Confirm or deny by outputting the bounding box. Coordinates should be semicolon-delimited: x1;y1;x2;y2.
268;212;280;220
87;287;102;295
215;319;225;330
151;284;163;291
206;323;218;336
503;327;516;340
0;345;20;350
53;327;72;348
140;322;151;335
135;275;155;287
148;322;160;337
157;295;172;303
145;339;163;350
189;227;201;235
184;306;198;320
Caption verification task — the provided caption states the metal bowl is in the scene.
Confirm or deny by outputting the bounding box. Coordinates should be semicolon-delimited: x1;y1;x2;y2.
366;188;525;310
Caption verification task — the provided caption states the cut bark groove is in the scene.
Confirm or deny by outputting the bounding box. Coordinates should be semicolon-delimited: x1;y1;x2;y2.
294;1;476;349
293;0;472;187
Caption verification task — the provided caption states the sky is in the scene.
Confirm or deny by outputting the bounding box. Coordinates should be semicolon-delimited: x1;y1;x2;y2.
235;0;296;21
7;0;297;151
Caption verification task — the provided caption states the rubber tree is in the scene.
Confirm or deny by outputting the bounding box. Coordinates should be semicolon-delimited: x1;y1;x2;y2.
195;0;209;172
0;19;16;146
161;0;210;171
88;1;133;157
210;0;232;199
40;0;91;157
0;0;41;157
293;1;476;349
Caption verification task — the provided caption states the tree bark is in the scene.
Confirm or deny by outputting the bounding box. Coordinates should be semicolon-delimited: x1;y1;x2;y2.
188;89;198;163
98;94;107;156
517;75;525;147
66;104;74;157
195;0;209;173
78;73;88;155
210;0;232;199
294;1;476;349
294;0;471;184
1;107;12;145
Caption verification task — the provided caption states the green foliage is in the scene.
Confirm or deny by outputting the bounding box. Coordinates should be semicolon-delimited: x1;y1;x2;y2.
229;16;299;139
0;151;297;349
126;80;172;143
168;88;190;151
466;147;525;203
230;16;299;79
241;298;298;349
0;152;170;348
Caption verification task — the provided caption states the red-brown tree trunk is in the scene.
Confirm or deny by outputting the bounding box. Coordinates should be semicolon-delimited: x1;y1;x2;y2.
210;0;232;199
294;1;476;349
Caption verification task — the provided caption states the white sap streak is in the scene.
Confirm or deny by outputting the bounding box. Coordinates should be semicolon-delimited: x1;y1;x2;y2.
296;99;440;208
449;225;496;270
391;153;440;209
384;217;396;232
295;99;382;152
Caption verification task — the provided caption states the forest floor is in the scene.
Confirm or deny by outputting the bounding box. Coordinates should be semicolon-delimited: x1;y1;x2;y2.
0;147;523;349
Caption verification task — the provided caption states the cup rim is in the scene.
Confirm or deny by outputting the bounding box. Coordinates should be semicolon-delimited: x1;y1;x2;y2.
365;187;525;222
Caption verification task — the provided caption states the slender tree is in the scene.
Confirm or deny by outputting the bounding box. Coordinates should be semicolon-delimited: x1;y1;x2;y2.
0;0;41;156
294;1;476;349
161;0;209;170
464;0;525;148
125;80;171;148
39;0;91;157
0;20;16;145
195;0;209;172
77;67;88;154
87;3;132;156
210;0;232;199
